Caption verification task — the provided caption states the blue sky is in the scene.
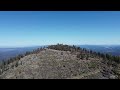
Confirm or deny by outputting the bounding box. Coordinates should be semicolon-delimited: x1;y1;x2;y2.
0;11;120;47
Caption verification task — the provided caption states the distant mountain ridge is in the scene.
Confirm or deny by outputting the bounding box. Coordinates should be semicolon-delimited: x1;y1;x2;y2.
0;45;120;62
0;46;46;61
79;45;120;56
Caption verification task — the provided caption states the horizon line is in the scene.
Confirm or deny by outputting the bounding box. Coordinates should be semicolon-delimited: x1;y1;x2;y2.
0;44;120;48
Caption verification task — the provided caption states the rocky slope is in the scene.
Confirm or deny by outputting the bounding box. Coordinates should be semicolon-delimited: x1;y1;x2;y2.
0;48;107;79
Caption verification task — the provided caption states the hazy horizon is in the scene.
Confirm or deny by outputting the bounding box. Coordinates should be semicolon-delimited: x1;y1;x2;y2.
1;44;120;48
0;11;120;46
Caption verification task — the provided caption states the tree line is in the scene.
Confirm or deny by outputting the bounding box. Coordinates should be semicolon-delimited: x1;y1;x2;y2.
48;44;120;79
48;44;120;63
0;47;45;75
0;44;120;76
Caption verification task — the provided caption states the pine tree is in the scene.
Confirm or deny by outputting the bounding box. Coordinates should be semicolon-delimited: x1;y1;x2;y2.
81;54;84;60
90;50;93;54
15;61;19;67
86;55;89;60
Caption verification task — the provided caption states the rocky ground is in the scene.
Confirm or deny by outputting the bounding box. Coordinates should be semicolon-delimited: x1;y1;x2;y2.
0;49;109;79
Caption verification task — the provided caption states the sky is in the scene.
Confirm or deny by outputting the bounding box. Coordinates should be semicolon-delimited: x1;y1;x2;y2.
0;11;120;47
